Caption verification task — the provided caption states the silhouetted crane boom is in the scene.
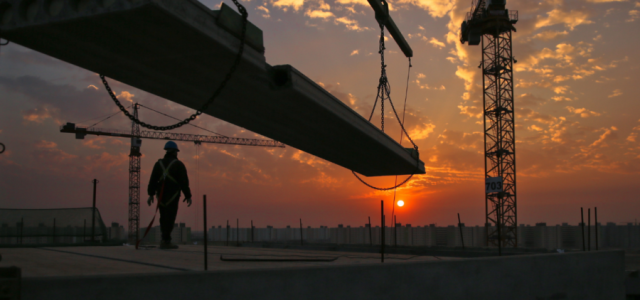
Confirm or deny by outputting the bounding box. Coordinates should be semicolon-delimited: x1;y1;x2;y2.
60;123;285;148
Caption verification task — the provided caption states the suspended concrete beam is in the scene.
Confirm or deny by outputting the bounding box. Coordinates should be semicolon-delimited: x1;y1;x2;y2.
0;0;425;176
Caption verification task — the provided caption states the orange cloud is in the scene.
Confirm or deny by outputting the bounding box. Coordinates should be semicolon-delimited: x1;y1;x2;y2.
22;106;59;124
425;37;446;49
273;0;305;11
627;10;639;22
554;86;569;94
566;106;601;118
608;89;623;98
535;9;593;30
305;9;334;19
256;6;270;18
531;30;569;41
457;105;483;119
551;96;572;102
83;152;128;172
455;66;475;91
335;0;368;5
35;140;57;149
117;91;135;103
409;123;436;140
528;125;544;132
407;0;454;18
334;17;368;31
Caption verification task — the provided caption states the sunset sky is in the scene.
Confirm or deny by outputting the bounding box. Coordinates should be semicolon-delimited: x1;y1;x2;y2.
0;0;638;230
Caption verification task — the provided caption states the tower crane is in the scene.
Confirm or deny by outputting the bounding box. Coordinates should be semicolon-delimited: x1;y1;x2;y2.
460;0;518;250
60;103;285;245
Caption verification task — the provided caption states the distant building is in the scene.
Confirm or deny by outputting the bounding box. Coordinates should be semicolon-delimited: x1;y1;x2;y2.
201;223;640;250
108;222;125;241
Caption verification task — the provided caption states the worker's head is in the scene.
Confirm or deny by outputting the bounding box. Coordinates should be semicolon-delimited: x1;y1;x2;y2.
164;141;179;153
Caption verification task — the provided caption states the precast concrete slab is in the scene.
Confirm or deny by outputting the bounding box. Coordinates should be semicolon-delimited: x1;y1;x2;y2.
0;246;626;300
0;0;425;176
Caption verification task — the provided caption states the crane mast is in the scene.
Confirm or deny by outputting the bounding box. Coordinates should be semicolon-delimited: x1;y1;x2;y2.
61;106;284;245
128;104;142;246
461;0;518;248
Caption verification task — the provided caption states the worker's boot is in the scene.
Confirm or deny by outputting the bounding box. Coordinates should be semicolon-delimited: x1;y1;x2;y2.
159;240;179;249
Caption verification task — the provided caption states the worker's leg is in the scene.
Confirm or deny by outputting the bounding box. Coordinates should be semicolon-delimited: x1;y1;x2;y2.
159;199;179;242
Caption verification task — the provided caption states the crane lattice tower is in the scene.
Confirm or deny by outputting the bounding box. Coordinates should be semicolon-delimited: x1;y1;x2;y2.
460;0;518;247
128;104;142;245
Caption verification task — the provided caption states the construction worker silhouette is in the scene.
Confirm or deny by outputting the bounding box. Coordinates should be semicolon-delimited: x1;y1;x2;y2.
147;141;192;249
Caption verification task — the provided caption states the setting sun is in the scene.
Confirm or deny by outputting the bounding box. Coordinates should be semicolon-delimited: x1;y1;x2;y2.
397;200;404;207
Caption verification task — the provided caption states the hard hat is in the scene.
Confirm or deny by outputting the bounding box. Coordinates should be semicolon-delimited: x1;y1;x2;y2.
164;141;179;152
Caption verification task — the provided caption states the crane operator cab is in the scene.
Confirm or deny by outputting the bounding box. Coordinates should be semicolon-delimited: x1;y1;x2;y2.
460;0;517;46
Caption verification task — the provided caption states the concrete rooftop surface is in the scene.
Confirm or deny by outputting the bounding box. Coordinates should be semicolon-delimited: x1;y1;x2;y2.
0;246;626;299
0;245;453;277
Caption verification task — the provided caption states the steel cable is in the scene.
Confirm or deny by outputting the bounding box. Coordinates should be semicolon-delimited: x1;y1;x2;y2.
138;104;228;137
86;106;131;128
392;57;413;226
100;0;249;131
352;25;419;191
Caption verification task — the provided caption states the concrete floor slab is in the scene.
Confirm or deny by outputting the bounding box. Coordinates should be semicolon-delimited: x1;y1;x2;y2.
0;245;452;277
2;247;625;300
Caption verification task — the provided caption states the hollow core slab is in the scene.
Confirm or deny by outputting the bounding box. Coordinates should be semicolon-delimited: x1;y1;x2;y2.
0;0;425;176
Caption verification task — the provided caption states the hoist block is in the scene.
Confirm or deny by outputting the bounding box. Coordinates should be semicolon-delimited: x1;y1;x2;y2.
0;0;425;176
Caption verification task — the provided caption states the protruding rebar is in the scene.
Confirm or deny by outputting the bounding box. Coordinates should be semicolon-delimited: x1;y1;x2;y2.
394;215;398;247
53;218;56;244
381;200;384;263
203;195;208;271
91;179;98;243
581;207;586;251
588;208;591;251
368;216;373;246
299;218;304;246
595;207;599;251
458;213;465;250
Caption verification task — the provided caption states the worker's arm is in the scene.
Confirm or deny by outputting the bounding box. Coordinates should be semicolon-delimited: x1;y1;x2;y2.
177;161;192;200
147;161;162;196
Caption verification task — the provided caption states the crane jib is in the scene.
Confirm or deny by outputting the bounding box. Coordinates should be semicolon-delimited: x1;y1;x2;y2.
60;123;285;148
